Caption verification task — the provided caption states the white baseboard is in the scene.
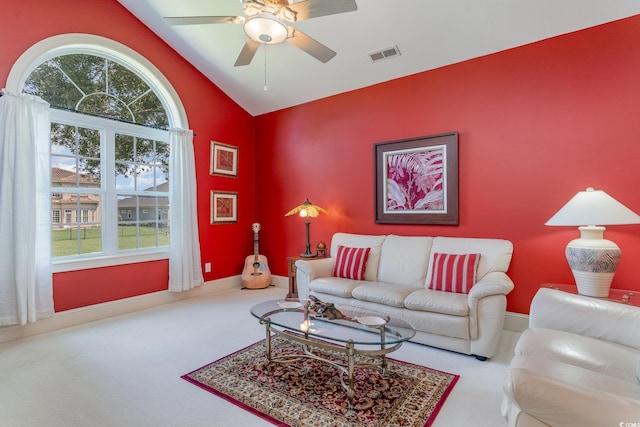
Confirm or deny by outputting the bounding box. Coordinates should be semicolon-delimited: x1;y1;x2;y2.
1;275;525;344
0;275;289;345
504;311;528;333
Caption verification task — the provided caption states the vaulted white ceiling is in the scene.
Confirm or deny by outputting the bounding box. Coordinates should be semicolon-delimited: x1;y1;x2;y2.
118;0;640;116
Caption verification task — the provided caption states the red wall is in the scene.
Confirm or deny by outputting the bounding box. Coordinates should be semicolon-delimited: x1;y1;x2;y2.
1;0;256;311
3;1;640;315
255;15;640;314
53;261;169;311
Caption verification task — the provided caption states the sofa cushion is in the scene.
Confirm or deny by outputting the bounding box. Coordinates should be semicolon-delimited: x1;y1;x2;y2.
428;253;480;294
404;310;470;340
404;289;469;316
309;277;364;298
333;245;370;280
330;233;386;281
377;235;433;287
351;283;419;308
427;237;513;284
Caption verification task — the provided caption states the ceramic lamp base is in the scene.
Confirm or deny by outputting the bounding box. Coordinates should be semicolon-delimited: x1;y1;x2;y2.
565;226;621;298
569;269;616;297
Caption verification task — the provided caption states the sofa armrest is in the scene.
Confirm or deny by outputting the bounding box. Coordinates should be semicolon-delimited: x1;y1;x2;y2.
294;258;335;300
530;288;640;350
467;272;514;348
469;272;515;300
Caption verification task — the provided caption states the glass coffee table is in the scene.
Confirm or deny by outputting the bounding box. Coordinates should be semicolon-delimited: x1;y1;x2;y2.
250;299;416;405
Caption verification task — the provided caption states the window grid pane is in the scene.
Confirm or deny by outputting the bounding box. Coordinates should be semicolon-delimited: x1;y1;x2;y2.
117;193;168;250
52;194;101;257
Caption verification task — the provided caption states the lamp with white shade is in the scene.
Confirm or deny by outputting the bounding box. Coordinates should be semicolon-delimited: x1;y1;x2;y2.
545;187;640;297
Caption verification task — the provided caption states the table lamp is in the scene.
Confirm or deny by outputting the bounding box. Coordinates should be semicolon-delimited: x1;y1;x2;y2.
545;187;640;297
285;198;328;258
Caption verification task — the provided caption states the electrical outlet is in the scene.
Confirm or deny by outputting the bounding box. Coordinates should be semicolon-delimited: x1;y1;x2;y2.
204;262;211;273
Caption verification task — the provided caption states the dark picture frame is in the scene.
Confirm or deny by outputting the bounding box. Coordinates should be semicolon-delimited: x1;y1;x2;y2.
374;132;459;225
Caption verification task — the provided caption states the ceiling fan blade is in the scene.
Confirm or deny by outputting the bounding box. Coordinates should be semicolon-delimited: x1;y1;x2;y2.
287;0;357;21
287;29;336;63
234;39;261;67
164;16;243;26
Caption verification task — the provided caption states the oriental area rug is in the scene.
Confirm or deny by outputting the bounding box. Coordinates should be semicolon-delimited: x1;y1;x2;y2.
181;335;459;427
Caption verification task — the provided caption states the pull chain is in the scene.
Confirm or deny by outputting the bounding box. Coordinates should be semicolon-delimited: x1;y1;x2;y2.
264;44;268;91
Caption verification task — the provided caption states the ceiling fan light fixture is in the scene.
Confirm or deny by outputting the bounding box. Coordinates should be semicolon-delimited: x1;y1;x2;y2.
244;13;288;44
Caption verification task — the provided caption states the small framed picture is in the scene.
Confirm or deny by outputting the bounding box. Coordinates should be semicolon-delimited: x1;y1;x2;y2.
210;141;238;177
210;191;238;224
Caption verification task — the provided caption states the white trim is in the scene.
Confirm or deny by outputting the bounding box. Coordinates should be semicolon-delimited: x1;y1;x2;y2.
52;250;169;273
504;311;529;332
51;108;169;141
0;276;289;344
6;33;188;129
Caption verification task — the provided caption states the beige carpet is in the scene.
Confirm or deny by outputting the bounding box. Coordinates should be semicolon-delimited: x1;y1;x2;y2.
0;285;520;426
183;334;458;427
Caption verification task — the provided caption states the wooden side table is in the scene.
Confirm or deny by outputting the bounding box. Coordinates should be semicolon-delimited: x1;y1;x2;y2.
287;256;325;300
544;283;638;307
286;257;303;300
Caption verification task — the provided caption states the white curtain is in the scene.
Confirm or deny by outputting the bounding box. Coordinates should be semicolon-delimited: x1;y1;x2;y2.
168;128;204;292
0;91;54;325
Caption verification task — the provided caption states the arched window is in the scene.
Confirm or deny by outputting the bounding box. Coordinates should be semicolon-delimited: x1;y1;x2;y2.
6;34;189;271
23;53;169;127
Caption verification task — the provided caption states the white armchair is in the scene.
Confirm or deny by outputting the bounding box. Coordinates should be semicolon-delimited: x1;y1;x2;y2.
502;288;640;427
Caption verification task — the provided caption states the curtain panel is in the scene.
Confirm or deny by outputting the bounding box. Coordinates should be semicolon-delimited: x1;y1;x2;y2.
168;128;204;292
0;90;54;325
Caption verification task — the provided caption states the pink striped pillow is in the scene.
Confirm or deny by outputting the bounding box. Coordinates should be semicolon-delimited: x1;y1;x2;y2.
333;245;371;281
428;253;481;294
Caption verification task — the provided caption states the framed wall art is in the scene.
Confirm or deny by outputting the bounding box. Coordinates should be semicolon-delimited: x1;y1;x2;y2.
210;191;238;224
374;132;459;225
210;141;238;177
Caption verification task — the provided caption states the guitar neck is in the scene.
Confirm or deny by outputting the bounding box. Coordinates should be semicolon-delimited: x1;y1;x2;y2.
253;232;259;261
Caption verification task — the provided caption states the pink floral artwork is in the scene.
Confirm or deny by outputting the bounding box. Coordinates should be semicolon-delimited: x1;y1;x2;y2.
385;147;444;211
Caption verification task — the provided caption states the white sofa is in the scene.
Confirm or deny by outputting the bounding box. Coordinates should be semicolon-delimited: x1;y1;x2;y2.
502;288;640;427
295;233;514;360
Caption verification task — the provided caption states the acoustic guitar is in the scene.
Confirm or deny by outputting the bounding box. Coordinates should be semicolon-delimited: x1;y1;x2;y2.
241;223;272;289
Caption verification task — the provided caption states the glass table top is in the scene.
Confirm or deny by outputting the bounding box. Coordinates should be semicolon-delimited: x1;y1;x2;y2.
250;299;416;346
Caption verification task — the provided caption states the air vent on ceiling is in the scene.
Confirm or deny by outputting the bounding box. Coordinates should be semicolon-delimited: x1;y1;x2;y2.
369;45;401;63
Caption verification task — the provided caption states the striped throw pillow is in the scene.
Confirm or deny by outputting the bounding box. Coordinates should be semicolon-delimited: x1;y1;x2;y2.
428;253;481;294
333;245;371;281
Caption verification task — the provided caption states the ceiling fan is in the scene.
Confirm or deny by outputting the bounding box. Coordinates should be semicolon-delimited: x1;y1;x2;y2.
165;0;358;67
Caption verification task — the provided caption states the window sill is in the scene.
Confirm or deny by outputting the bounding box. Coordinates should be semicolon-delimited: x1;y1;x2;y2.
52;250;169;273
